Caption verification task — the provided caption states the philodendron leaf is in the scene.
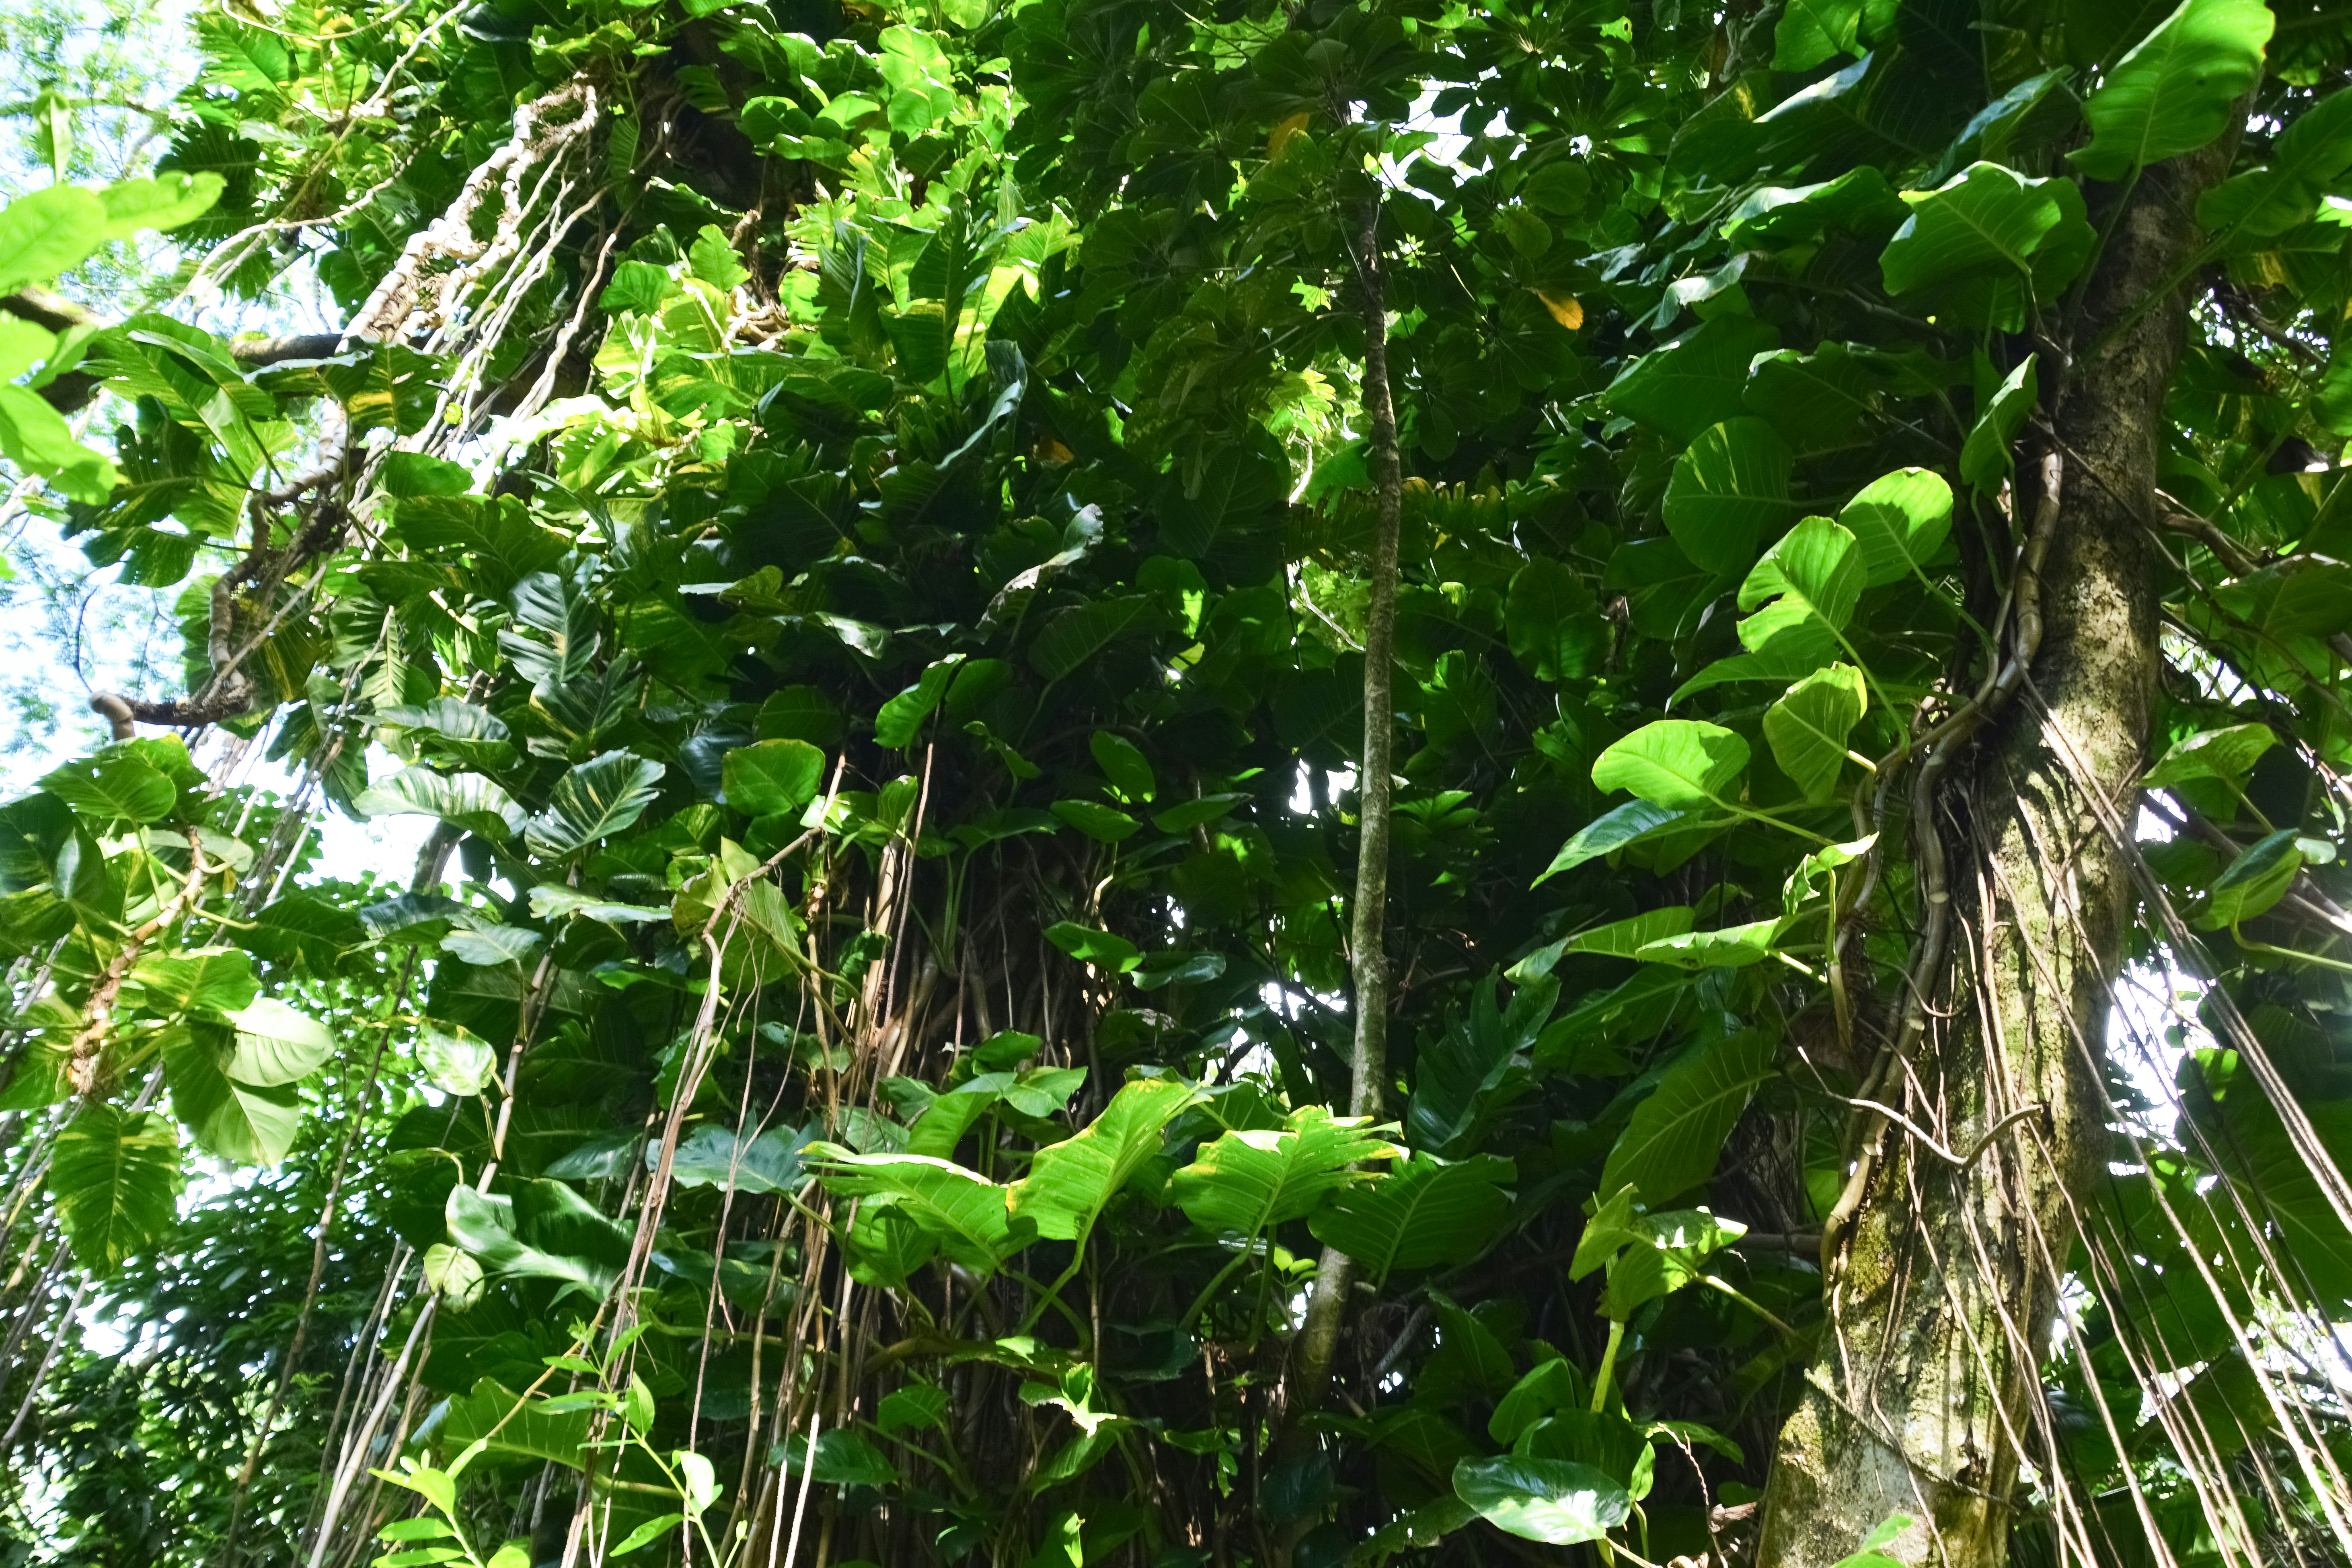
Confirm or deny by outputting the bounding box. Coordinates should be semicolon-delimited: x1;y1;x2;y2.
1765;663;1868;798
1634;917;1786;969
874;655;966;748
1169;1107;1393;1237
356;766;527;841
1880;164;2093;326
2069;0;2273;181
2198;829;2303;928
2198;88;2352;244
375;699;516;772
525;751;666;859
1960;360;2038;493
809;1149;1032;1272
1451;1456;1632;1545
1840;468;1955;587
417;1023;498;1095
1307;1151;1516;1279
1591;721;1750;811
1011;1076;1196;1242
163;1024;303;1165
1661;417;1797;575
1043;922;1141;973
98;172;225;240
41;747;177;824
128;948;259;1016
1738;515;1865;631
1559;907;1698;961
723;738;828;817
220;998;335;1086
0;184;110;292
52;1105;182;1275
1598;1031;1777;1205
2144;722;2276;786
1539;801;1702;882
527;885;670;924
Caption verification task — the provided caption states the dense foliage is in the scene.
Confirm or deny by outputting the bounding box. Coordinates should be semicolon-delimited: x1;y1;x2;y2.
0;0;2349;1562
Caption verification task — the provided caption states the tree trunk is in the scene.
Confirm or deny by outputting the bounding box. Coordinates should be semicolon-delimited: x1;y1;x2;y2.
1758;139;2239;1566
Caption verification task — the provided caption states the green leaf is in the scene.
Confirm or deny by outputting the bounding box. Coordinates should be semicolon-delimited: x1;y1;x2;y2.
440;924;544;966
1011;1076;1196;1242
1043;922;1141;973
1960;359;2038;493
355;767;526;841
1050;799;1142;842
2200;89;2352;243
1169;1107;1393;1236
1765;663;1869;798
1840;468;1956;587
1591;721;1750;810
1661;418;1797;575
526;885;670;924
526;752;666;859
1504;558;1607;683
812;1150;1032;1272
220;998;335;1085
1451;1456;1632;1545
1539;802;1703;882
1773;0;1865;70
0;185;109;292
1738;515;1864;629
438;1379;593;1472
614;1517;684;1558
53;1106;181;1275
1152;794;1245;833
1158;433;1287;556
1306;1152;1515;1278
2070;0;2274;180
1602;316;1782;446
417;1024;497;1095
1089;731;1156;802
875;656;966;748
375;700;516;772
127;947;259;1016
1559;907;1698;960
724;738;827;817
2144;722;2276;786
99;172;226;240
40;748;177;824
2199;829;2303;927
1634;917;1786;969
1880;164;2093;327
0;384;113;500
163;1022;303;1164
1029;596;1149;681
670;1123;816;1194
1598;1032;1777;1204
1491;1359;1581;1445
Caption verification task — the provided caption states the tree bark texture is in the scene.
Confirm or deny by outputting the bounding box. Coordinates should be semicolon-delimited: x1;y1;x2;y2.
1759;139;2239;1566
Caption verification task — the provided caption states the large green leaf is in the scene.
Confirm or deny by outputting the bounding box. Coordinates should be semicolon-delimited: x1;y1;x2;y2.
1661;418;1797;575
0;185;110;292
1598;1031;1777;1204
1559;907;1698;961
1011;1076;1195;1242
355;766;526;841
1765;663;1869;798
1539;802;1707;882
1880;164;2093;326
1170;1107;1393;1236
375;698;517;772
502;571;601;687
219;998;335;1085
2070;0;2274;181
525;752;666;859
2144;722;2275;786
1504;558;1607;683
162;1023;303;1165
2198;829;2303;927
99;172;226;240
52;1106;182;1275
1603;316;1781;446
1840;468;1955;587
1738;515;1864;629
1307;1152;1515;1278
436;1379;591;1471
874;656;966;748
1591;721;1750;810
127;948;259;1016
811;1150;1032;1272
724;738;827;817
1452;1456;1632;1545
2198;88;2352;243
1960;360;2037;492
40;748;177;825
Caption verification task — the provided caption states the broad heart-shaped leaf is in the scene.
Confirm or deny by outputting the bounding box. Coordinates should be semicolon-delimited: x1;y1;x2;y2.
1602;316;1781;445
526;751;666;860
1307;1152;1516;1279
375;698;516;772
671;1122;818;1194
501;571;600;687
2198;829;2303;928
527;885;670;924
1599;1208;1750;1320
1504;558;1607;683
723;737;827;817
810;1150;1033;1272
1043;921;1141;973
2144;721;2276;786
1662;418;1797;575
1029;595;1150;681
1723;169;1910;251
1408;974;1557;1153
1766;663;1869;798
1539;801;1703;883
416;1023;497;1095
1599;1030;1777;1205
1635;917;1787;969
162;1023;303;1165
127;947;259;1016
908;1068;1087;1158
355;766;526;841
218;998;335;1085
98;172;225;240
1880;164;2093;327
1560;907;1698;961
1960;359;2038;493
436;1379;590;1472
1090;731;1156;802
1012;1076;1196;1242
874;655;966;748
40;747;177;824
445;1182;625;1299
1738;515;1864;630
0;184;109;292
1841;467;1955;588
1452;1456;1632;1545
1169;1107;1393;1236
1157;429;1287;556
1772;0;1866;71
2069;0;2274;181
1742;343;1891;454
2199;88;2352;244
52;1106;182;1275
1592;721;1750;810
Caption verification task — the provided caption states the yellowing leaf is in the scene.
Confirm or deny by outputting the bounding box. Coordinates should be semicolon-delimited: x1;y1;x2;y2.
1535;288;1584;329
1267;111;1311;160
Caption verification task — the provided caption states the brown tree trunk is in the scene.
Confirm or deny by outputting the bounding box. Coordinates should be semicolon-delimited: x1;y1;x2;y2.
1758;137;2240;1566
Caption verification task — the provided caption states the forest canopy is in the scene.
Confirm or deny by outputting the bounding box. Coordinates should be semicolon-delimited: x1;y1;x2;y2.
0;0;2347;1563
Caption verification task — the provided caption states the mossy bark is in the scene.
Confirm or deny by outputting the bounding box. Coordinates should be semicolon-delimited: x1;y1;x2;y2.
1758;138;2240;1567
